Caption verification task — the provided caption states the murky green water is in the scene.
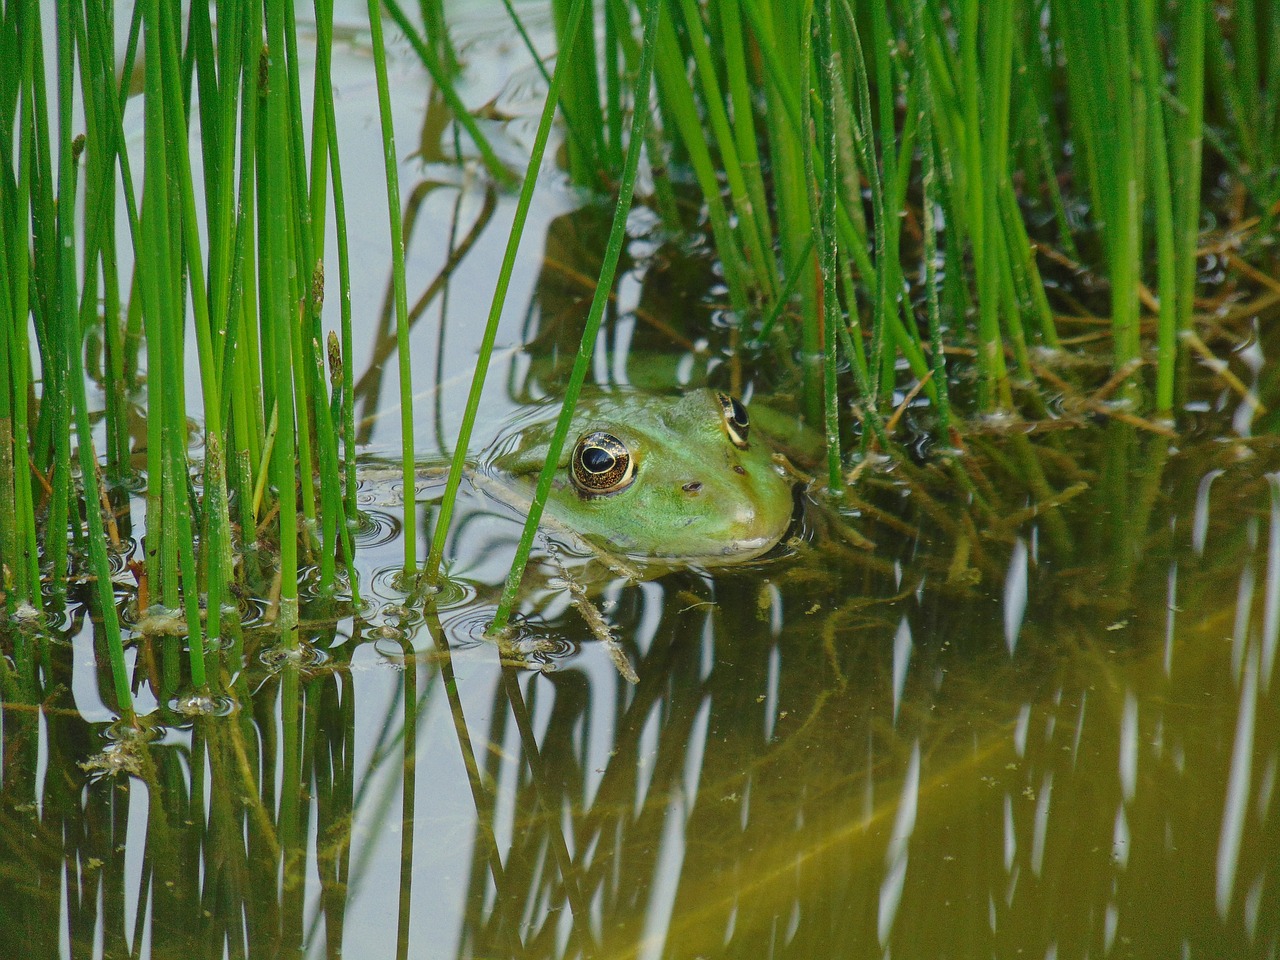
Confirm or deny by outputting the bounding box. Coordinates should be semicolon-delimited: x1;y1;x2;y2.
2;4;1278;958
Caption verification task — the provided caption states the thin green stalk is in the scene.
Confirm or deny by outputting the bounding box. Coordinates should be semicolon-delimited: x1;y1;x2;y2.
382;0;514;186
26;3;72;599
811;0;842;490
225;0;266;543
603;0;623;171
868;0;904;399
551;0;609;188
746;0;813;361
489;0;662;633
970;0;1012;408
0;240;17;616
798;0;821;420
282;0;321;538
1138;0;1178;413
264;0;300;631
424;0;592;582
1171;0;1205;408
915;0;951;435
495;0;599;179
366;0;416;577
315;0;360;602
56;0;135;716
7;1;40;610
676;0;777;301
209;0;246;375
752;233;815;347
835;0;892;419
651;4;750;315
158;0;227;656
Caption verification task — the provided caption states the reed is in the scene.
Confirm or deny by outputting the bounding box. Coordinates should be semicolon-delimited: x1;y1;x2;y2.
497;0;1261;448
489;0;663;632
0;0;370;712
424;0;592;585
0;0;1274;721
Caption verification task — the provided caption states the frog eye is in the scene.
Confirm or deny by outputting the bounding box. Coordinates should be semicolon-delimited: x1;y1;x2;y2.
717;392;750;448
571;431;635;495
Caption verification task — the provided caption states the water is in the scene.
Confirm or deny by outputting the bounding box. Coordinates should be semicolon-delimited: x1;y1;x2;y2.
1;4;1278;958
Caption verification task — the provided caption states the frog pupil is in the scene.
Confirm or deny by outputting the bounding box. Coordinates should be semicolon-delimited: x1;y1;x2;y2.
582;446;615;473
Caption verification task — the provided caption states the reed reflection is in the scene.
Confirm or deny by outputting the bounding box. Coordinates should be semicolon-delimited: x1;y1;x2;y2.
2;430;1278;959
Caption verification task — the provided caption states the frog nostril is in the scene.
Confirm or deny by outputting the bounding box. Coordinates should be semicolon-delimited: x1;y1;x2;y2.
733;465;746;475
683;481;703;494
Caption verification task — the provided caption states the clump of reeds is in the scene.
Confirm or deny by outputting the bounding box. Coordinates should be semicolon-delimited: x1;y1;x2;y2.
0;0;394;716
1;0;1274;716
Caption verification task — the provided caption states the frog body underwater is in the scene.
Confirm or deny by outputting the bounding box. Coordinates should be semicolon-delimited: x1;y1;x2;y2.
479;388;798;567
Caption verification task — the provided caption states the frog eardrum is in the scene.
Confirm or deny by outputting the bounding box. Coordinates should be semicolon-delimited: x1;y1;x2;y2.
571;431;635;495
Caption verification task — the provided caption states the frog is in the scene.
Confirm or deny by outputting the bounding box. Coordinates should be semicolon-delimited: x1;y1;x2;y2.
476;387;801;571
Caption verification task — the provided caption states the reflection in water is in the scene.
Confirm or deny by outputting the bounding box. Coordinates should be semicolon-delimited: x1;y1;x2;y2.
3;432;1279;958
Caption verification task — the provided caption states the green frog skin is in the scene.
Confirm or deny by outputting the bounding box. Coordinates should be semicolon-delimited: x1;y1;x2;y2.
482;388;797;565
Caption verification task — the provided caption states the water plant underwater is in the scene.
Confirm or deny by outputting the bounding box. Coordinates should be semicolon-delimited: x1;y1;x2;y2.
0;0;1276;720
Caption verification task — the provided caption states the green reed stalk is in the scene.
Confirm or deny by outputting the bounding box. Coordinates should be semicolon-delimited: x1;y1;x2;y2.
226;1;266;545
810;0;842;490
282;0;324;547
21;4;72;600
651;6;750;315
752;234;815;348
603;0;623;170
965;0;1009;408
1055;0;1143;384
314;0;361;600
867;0;905;399
1010;22;1078;269
157;0;226;662
720;2;772;297
424;0;592;583
489;0;661;634
550;0;608;187
78;0;132;478
497;0;601;180
138;0;203;677
834;0;893;416
264;0;301;631
913;0;951;435
366;0;417;579
982;3;1034;385
383;0;514;187
55;0;135;715
205;0;242;345
1171;0;1205;404
0;252;17;616
741;1;814;367
9;7;39;612
1214;0;1280;217
134;0;180;617
675;0;777;303
0;52;21;614
1137;0;1178;414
